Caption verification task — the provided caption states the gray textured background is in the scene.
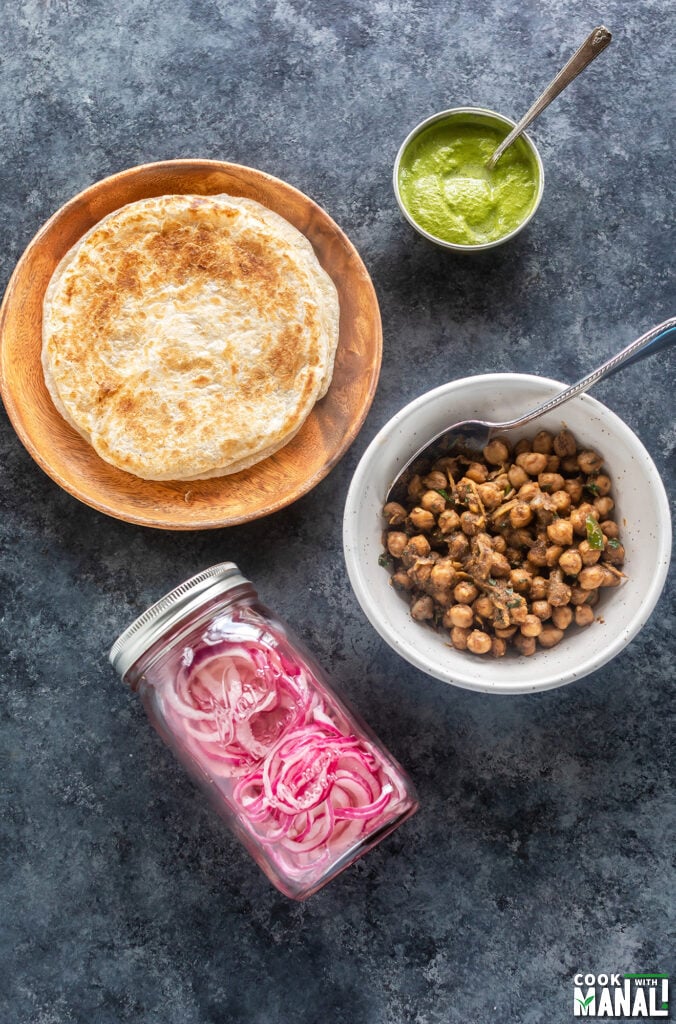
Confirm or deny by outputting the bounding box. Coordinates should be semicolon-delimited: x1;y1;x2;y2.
1;2;674;1023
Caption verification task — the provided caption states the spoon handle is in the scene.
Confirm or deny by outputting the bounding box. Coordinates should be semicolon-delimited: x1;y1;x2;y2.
487;26;612;170
497;317;676;433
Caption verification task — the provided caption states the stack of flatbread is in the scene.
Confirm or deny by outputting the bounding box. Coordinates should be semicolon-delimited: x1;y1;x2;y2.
41;193;340;480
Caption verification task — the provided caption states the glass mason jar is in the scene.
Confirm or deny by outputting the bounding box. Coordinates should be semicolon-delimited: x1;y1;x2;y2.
109;563;418;900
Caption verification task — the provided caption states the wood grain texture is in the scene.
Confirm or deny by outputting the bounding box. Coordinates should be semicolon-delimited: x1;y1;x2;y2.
0;160;382;529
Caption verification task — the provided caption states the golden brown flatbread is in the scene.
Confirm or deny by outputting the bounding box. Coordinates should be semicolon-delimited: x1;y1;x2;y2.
42;193;339;480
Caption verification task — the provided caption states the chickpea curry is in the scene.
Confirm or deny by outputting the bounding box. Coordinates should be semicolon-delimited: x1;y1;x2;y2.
380;428;626;658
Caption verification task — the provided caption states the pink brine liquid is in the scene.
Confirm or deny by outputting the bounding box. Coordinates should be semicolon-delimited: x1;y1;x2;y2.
142;605;416;898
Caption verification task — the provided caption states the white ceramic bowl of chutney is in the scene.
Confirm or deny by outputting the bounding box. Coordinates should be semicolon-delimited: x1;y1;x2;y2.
343;373;671;694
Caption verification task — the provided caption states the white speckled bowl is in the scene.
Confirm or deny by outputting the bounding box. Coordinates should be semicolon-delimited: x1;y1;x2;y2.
343;374;671;694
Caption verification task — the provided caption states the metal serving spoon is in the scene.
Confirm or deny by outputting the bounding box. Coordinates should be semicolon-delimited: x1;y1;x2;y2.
486;26;612;171
386;317;676;501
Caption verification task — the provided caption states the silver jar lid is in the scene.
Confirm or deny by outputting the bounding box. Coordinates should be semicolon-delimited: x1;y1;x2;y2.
109;562;251;680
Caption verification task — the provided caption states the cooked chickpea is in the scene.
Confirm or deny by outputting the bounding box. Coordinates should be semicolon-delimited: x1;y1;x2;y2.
597;566;622;588
527;539;548;568
467;630;492;655
529;491;556;527
600;520;620;538
407;557;435;588
491;638;507;658
546;519;574;546
477;482;505;509
577;450;603;474
447;533;470;560
510;502;533;528
461;511;484;536
547;570;571;607
570;586;592;606
466;462;488;484
545;545;564;568
578;539;601;566
445;604;474;629
387;532;408;558
489;552;511;578
383;501;407;526
513;633;536;656
431;559;455;590
602;540;625;566
456;478;481;511
401;535;430;564
551;605;573;630
492;535;507;554
421;490;447;515
550;490;572;514
594;496;615;518
538;472;565;494
450;626;470;650
411;595;434;620
474;595;494;619
438;509;461;534
553;429;577;457
591;473;612;496
508;603;528;626
483;438;510;465
545;455;561;473
508;464;529;489
558;549;583;577
410;507;436;531
515;483;539;505
521;614;543;637
578;565;606;590
514;438;531;456
454;581;478;604
422;470;447;491
538;625;564;648
570;504;598;536
529;576;548;600
531;600;552;621
561;455;580;474
516;451;549;476
510;568;532;593
575;605;595;627
407;474;424;501
392;571;413;591
532;429;553;454
563;479;584;503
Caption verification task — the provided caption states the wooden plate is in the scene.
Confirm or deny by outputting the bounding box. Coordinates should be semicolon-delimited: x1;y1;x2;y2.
0;160;382;529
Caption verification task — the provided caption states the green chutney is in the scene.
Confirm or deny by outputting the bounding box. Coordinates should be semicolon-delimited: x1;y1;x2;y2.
397;114;540;246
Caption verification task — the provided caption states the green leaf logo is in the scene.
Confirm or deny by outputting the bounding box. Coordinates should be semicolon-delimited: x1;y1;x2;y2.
576;995;595;1007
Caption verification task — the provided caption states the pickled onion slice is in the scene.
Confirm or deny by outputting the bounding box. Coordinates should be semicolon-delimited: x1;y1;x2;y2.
161;639;316;777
